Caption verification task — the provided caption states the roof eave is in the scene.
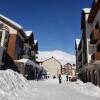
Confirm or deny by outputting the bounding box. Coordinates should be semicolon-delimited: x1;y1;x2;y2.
88;0;100;23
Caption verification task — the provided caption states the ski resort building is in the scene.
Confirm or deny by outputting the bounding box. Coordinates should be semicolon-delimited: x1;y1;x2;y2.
62;63;76;77
0;14;41;80
75;0;100;86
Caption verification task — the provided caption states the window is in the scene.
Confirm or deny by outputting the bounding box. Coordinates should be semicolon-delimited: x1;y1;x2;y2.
4;32;9;47
97;43;100;52
95;22;99;29
0;31;3;44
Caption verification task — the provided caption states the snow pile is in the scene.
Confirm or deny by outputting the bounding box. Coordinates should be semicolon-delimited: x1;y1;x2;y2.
71;80;100;98
0;69;29;100
0;69;100;100
36;50;75;65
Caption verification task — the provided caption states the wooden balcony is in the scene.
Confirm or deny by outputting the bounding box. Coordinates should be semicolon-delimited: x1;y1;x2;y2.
90;29;100;44
88;0;100;23
91;52;100;61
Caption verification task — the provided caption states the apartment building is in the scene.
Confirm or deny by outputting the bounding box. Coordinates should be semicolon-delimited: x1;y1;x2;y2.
88;0;100;86
76;0;100;86
62;63;76;77
0;14;26;71
0;14;26;60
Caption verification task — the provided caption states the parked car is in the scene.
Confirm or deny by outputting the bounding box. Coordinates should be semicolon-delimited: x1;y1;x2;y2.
70;76;77;82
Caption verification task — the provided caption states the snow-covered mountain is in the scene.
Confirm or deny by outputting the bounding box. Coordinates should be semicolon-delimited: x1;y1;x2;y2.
36;50;76;65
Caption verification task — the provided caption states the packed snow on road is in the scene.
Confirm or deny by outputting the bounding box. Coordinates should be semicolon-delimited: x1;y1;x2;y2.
0;69;100;100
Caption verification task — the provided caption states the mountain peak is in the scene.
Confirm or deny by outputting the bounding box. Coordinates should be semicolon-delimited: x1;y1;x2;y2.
36;50;75;66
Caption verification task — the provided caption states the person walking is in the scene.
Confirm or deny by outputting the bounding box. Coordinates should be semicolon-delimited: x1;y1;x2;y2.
58;74;62;84
66;75;68;81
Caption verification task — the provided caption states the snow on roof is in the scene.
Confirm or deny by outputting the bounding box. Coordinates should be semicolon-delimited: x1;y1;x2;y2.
36;57;51;62
75;39;80;49
15;59;41;69
75;39;80;45
25;31;33;37
0;14;23;29
34;40;38;44
82;8;91;13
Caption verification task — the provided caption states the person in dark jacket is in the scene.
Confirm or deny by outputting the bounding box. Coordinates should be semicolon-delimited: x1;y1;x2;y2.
66;75;68;81
58;74;62;84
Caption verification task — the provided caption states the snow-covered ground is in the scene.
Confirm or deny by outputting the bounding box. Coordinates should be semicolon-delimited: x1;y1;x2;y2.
0;69;100;100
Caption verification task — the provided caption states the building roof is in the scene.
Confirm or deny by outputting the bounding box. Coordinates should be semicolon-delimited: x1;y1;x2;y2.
75;39;80;49
40;56;62;66
63;63;76;69
82;8;91;13
14;59;42;69
0;14;23;29
24;31;33;37
0;14;27;38
75;39;80;45
81;8;90;29
88;0;100;23
34;40;38;44
64;63;72;66
36;57;51;62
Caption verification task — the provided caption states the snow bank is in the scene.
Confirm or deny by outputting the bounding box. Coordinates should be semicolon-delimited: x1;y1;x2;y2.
0;69;29;100
71;80;100;98
0;69;100;100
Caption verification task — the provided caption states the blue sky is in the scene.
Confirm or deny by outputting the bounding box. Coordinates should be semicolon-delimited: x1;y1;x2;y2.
0;0;92;54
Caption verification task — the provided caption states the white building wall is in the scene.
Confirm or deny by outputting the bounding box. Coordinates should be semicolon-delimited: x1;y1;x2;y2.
0;21;25;41
0;30;9;66
0;21;17;34
42;58;61;77
86;23;93;64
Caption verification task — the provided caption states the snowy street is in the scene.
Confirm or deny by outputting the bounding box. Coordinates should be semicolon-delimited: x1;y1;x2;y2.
27;79;100;100
0;70;100;100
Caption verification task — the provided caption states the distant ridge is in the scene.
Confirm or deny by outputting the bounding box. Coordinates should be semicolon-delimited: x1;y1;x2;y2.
36;50;75;66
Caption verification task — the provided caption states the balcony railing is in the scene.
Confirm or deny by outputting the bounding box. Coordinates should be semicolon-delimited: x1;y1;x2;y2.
90;29;100;44
91;52;100;60
0;24;9;32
